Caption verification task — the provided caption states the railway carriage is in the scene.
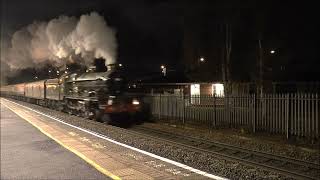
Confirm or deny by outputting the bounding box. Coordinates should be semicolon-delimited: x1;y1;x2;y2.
25;80;46;105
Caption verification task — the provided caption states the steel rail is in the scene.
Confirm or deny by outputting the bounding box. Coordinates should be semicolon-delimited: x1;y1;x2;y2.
130;126;320;180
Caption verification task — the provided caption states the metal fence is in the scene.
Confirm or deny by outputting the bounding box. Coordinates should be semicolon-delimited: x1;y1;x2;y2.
144;93;319;139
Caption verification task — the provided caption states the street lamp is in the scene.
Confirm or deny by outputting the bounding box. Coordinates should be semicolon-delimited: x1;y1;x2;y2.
160;65;166;76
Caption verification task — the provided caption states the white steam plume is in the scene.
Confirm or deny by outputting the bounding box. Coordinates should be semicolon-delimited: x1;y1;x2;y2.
2;11;117;73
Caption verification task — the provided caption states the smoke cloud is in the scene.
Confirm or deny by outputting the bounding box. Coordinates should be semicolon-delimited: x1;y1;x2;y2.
1;12;117;76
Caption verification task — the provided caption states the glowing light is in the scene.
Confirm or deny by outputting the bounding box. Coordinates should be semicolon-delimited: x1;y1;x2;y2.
132;99;140;105
190;84;200;105
49;70;51;73
270;50;275;54
200;57;205;62
107;99;113;105
212;83;224;97
119;64;122;67
161;65;166;76
57;70;59;73
65;71;68;74
191;84;200;96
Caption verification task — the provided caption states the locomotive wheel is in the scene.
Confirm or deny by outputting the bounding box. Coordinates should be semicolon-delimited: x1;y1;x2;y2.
94;109;103;122
101;114;112;124
84;110;95;120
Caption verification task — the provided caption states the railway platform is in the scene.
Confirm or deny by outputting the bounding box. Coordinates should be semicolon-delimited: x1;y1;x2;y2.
0;98;225;180
0;100;108;180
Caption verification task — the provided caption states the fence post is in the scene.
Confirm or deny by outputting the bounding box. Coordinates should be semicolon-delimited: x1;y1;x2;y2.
316;94;319;139
286;94;290;139
212;94;216;128
225;94;229;127
182;94;185;125
159;94;161;120
253;94;256;133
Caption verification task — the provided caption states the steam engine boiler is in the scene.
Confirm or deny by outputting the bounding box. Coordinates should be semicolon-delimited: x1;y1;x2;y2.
63;64;144;123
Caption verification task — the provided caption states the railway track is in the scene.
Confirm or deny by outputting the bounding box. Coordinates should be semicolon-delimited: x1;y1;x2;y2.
130;125;320;180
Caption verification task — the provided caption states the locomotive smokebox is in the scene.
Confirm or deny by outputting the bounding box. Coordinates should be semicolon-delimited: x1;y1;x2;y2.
107;64;117;71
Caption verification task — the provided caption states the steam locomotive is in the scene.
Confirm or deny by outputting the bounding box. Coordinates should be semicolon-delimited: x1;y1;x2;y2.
0;63;148;125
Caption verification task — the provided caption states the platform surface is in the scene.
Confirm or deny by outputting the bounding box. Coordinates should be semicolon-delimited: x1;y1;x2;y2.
0;100;109;180
1;98;224;180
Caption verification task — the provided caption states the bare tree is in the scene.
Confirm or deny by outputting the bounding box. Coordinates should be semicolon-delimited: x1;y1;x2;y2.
221;23;232;94
258;37;263;96
225;23;232;83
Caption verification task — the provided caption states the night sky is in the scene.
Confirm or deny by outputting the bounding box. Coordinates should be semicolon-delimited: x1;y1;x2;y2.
1;0;319;83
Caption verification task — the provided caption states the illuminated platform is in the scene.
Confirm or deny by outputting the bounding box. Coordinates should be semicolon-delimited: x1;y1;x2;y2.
0;100;108;180
1;98;226;180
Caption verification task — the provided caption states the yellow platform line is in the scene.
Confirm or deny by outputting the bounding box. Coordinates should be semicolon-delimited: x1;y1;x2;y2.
1;101;121;180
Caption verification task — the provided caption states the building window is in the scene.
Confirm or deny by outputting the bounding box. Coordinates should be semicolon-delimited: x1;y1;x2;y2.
190;84;200;104
212;83;224;97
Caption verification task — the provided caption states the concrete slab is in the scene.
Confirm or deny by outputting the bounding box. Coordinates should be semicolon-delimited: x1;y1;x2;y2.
0;102;110;180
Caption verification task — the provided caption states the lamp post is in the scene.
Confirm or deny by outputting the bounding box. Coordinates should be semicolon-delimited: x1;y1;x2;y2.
160;65;166;76
258;38;275;96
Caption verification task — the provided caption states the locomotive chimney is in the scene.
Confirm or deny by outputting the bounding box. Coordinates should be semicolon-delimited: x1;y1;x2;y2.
94;58;107;72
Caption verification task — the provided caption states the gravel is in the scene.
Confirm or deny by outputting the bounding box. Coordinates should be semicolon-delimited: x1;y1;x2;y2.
6;98;301;179
141;122;320;164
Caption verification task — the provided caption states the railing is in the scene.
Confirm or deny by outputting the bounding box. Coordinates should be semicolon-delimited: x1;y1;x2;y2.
144;93;319;139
